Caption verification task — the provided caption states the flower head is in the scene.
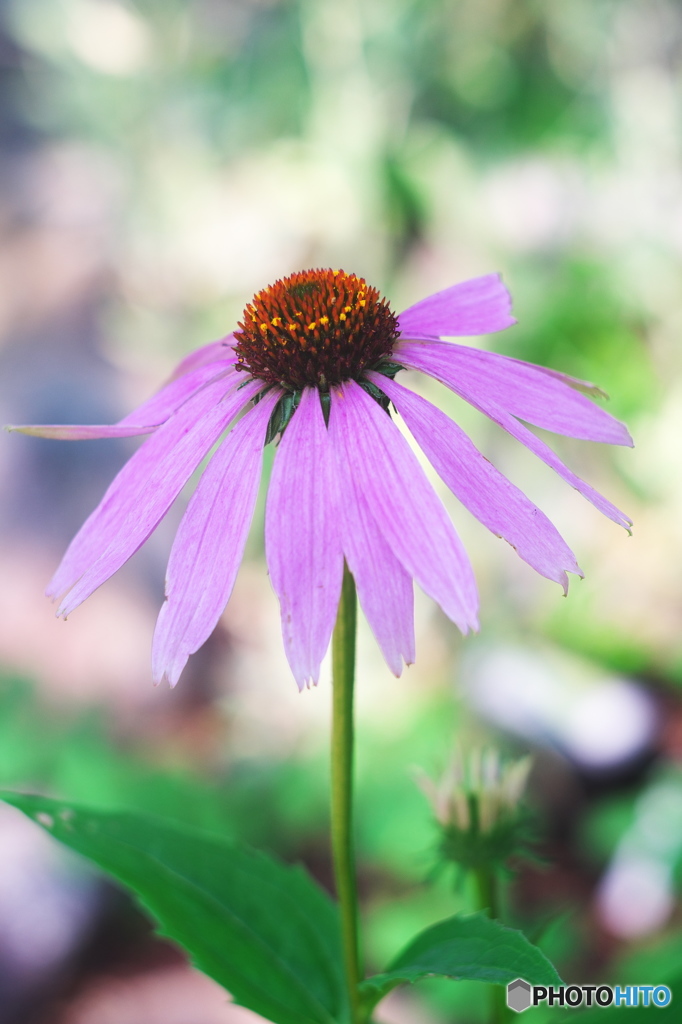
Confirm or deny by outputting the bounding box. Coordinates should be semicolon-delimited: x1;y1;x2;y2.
9;270;633;689
234;268;399;389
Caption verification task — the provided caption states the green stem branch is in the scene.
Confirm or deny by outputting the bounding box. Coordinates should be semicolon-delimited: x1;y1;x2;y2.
331;565;362;1024
473;866;499;921
474;868;507;1024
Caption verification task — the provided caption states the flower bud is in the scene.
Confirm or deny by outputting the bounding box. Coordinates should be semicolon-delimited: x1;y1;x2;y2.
417;749;534;875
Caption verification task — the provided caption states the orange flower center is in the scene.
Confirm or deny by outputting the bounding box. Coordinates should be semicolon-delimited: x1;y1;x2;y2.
234;268;399;391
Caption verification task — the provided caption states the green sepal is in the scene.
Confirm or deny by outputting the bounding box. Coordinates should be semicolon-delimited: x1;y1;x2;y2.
319;390;331;425
261;357;406;442
439;803;540;876
358;359;405;416
370;359;404;380
2;793;347;1024
358;378;391;414
265;389;302;445
239;376;266;392
358;912;562;1019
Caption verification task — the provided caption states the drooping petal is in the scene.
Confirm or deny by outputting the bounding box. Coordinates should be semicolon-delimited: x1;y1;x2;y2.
165;335;238;383
153;389;279;687
8;359;238;441
397;341;633;446
333;442;415;674
397;346;632;529
51;376;263;611
328;380;478;633
491;414;632;529
368;371;582;592
397;274;515;339
118;359;237;427
6;423;156;440
265;389;344;689
513;361;609;400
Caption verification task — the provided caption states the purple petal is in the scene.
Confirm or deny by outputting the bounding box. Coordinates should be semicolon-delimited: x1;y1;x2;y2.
118;360;237;428
397;274;515;339
51;376;263;611
332;444;415;674
397;346;632;529
397;340;633;446
513;361;609;400
368;371;582;592
165;335;238;383
328;381;478;633
153;389;279;687
6;423;156;440
265;389;344;689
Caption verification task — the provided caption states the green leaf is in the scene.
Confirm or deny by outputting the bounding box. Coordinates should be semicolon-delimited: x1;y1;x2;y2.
2;792;346;1024
359;912;562;1015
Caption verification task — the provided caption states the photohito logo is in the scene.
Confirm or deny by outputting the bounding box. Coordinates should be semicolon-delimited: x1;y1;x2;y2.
506;979;672;1012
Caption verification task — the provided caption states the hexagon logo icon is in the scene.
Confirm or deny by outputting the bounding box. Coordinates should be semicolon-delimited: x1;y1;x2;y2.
507;978;532;1012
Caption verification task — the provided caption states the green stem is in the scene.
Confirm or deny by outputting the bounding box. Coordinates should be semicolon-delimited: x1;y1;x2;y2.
473;866;499;921
474;868;507;1024
331;565;362;1024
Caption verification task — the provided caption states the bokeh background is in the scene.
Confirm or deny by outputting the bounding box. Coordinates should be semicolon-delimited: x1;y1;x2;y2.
0;0;680;1021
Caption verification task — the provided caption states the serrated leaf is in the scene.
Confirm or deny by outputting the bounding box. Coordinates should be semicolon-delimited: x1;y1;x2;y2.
359;912;562;1015
3;793;346;1024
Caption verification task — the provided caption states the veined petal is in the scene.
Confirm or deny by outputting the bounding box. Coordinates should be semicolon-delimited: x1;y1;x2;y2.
494;415;632;529
397;274;515;339
328;380;478;633
265;389;344;689
153;389;279;687
118;359;237;428
165;335;238;383
51;376;263;611
333;447;415;675
513;361;609;400
397;340;632;446
398;346;632;529
369;371;582;592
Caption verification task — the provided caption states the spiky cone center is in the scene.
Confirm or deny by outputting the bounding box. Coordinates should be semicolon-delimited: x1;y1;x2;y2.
233;269;400;391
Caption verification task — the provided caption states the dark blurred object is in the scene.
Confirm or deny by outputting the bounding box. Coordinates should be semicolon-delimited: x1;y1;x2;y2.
0;804;100;1024
463;644;659;778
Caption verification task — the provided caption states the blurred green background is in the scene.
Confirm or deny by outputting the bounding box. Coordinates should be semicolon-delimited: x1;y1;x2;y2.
0;0;680;1021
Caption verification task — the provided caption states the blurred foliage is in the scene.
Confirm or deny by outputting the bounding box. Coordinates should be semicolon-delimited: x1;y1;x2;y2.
0;669;464;914
506;259;658;422
0;671;326;853
7;0;310;149
408;0;611;156
0;0;681;1019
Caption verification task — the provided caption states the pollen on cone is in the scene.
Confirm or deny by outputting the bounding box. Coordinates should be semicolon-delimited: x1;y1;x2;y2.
233;268;399;390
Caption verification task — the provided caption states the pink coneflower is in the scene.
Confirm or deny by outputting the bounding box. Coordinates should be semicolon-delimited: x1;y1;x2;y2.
11;269;632;689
